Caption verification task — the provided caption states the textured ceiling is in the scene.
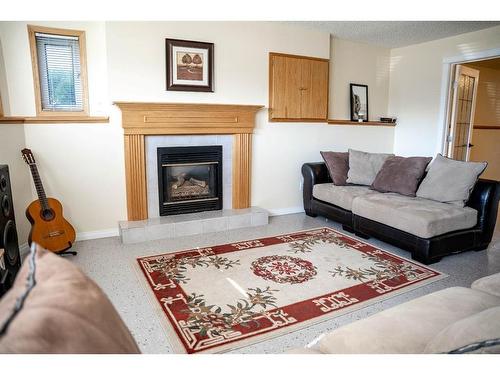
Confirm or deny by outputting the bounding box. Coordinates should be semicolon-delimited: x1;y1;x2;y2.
290;21;500;48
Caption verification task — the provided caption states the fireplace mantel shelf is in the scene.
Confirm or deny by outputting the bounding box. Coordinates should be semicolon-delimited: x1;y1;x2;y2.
115;102;263;221
114;102;263;135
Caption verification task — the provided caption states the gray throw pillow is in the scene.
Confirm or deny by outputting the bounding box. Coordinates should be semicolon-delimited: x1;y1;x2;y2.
346;149;393;186
416;154;487;206
320;151;349;186
371;156;432;196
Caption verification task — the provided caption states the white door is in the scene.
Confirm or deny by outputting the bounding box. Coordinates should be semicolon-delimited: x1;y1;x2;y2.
446;65;480;161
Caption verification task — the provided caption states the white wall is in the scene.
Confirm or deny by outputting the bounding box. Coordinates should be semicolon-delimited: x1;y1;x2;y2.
0;124;33;243
389;25;500;157
0;21;126;235
0;21;394;236
330;37;391;121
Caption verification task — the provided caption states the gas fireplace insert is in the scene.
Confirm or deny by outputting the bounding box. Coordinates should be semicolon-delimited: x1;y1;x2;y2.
157;146;223;216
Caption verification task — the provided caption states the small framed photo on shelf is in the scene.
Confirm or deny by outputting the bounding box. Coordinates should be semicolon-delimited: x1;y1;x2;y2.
350;84;369;122
165;38;214;92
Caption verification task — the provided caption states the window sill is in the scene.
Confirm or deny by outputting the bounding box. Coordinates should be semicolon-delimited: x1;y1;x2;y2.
0;116;25;124
0;116;109;124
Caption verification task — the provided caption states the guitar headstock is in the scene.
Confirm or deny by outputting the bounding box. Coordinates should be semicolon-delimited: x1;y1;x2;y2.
21;148;36;166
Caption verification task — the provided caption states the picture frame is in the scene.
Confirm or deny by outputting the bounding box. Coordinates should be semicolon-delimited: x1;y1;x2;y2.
350;83;369;121
165;38;214;92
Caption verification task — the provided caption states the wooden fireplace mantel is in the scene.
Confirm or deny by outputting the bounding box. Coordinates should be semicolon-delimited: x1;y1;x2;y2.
114;102;263;221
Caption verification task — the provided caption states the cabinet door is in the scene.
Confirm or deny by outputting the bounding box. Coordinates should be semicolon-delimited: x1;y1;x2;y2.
300;59;328;120
269;55;302;119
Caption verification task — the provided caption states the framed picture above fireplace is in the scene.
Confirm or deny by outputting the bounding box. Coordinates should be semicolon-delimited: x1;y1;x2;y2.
165;38;214;92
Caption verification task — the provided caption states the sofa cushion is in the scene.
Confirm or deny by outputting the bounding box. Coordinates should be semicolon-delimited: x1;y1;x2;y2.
312;183;377;211
320;151;349;185
423;307;500;354
352;193;477;238
318;287;500;354
416;154;487;207
346;149;393;186
471;273;500;298
0;247;140;354
371;156;432;196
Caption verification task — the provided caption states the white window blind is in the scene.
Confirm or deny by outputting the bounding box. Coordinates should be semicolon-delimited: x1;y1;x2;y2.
35;32;83;112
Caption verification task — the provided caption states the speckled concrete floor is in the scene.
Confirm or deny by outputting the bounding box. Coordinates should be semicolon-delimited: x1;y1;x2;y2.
69;213;500;354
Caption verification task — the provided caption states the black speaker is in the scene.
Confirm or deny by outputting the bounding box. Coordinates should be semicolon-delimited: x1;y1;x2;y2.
0;165;21;298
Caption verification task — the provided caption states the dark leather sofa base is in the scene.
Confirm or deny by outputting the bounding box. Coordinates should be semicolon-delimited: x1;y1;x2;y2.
302;162;500;265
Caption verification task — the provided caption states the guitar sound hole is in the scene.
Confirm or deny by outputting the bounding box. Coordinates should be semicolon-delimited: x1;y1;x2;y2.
41;209;55;221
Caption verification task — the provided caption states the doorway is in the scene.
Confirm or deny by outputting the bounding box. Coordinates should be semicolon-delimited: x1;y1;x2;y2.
445;57;500;225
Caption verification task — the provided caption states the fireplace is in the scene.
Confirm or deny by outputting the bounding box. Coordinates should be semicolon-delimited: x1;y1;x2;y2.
157;146;223;216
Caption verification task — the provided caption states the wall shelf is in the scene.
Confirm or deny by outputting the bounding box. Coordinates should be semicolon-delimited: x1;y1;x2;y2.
327;119;396;127
0;116;109;124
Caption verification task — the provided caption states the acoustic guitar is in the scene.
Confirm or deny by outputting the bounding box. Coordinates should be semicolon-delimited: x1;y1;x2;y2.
21;149;76;255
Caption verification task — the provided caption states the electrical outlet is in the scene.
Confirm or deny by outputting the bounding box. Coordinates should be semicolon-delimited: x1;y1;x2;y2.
299;180;304;191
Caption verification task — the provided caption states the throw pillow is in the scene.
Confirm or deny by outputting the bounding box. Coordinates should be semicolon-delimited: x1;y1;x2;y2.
346;149;393;186
371;156;432;196
0;246;140;353
320;151;349;186
416;154;487;206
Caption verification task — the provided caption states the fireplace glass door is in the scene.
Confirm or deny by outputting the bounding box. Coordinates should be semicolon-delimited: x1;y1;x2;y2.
164;162;218;203
157;146;222;216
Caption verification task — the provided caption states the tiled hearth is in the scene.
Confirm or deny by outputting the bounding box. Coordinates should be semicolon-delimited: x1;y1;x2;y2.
119;207;268;244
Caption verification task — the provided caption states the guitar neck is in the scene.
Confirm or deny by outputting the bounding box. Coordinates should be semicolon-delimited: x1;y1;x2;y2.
29;164;49;210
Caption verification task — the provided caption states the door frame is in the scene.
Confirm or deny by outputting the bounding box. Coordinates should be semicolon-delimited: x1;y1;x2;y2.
438;48;500;156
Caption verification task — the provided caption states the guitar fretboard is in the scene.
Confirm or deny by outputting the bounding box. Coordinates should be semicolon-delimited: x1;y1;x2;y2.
29;164;49;211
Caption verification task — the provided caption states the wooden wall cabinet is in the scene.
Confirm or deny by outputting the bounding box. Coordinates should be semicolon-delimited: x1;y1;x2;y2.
269;52;329;122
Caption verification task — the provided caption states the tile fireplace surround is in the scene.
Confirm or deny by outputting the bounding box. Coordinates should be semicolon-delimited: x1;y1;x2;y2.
114;102;267;243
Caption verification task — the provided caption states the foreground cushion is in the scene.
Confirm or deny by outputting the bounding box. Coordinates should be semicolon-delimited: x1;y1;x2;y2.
312;183;377;211
416;154;487;206
423;307;500;354
320;151;349;185
0;248;140;354
346;149;393;186
318;287;500;354
371;156;432;196
352;193;477;238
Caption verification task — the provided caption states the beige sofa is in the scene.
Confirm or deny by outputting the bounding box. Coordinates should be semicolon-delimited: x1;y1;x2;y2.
288;272;500;354
313;184;478;239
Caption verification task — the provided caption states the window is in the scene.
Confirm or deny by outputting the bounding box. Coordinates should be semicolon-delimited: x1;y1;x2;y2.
28;25;88;116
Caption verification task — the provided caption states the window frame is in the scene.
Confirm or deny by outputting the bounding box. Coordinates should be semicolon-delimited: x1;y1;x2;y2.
28;25;89;117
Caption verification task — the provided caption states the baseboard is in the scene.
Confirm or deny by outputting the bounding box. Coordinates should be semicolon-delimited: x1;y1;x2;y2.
19;209;305;247
267;206;304;216
17;229;119;257
76;228;119;242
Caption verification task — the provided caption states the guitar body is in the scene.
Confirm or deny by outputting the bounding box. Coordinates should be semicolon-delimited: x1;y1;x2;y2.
26;197;76;253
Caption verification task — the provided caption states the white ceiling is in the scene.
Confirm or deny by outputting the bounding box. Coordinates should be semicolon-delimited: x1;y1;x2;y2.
290;21;500;48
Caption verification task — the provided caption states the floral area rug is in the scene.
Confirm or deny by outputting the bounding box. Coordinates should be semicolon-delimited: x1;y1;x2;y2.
137;227;446;353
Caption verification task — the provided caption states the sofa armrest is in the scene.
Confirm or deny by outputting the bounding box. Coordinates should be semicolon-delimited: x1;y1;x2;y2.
302;162;332;214
471;272;500;298
466;179;500;245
